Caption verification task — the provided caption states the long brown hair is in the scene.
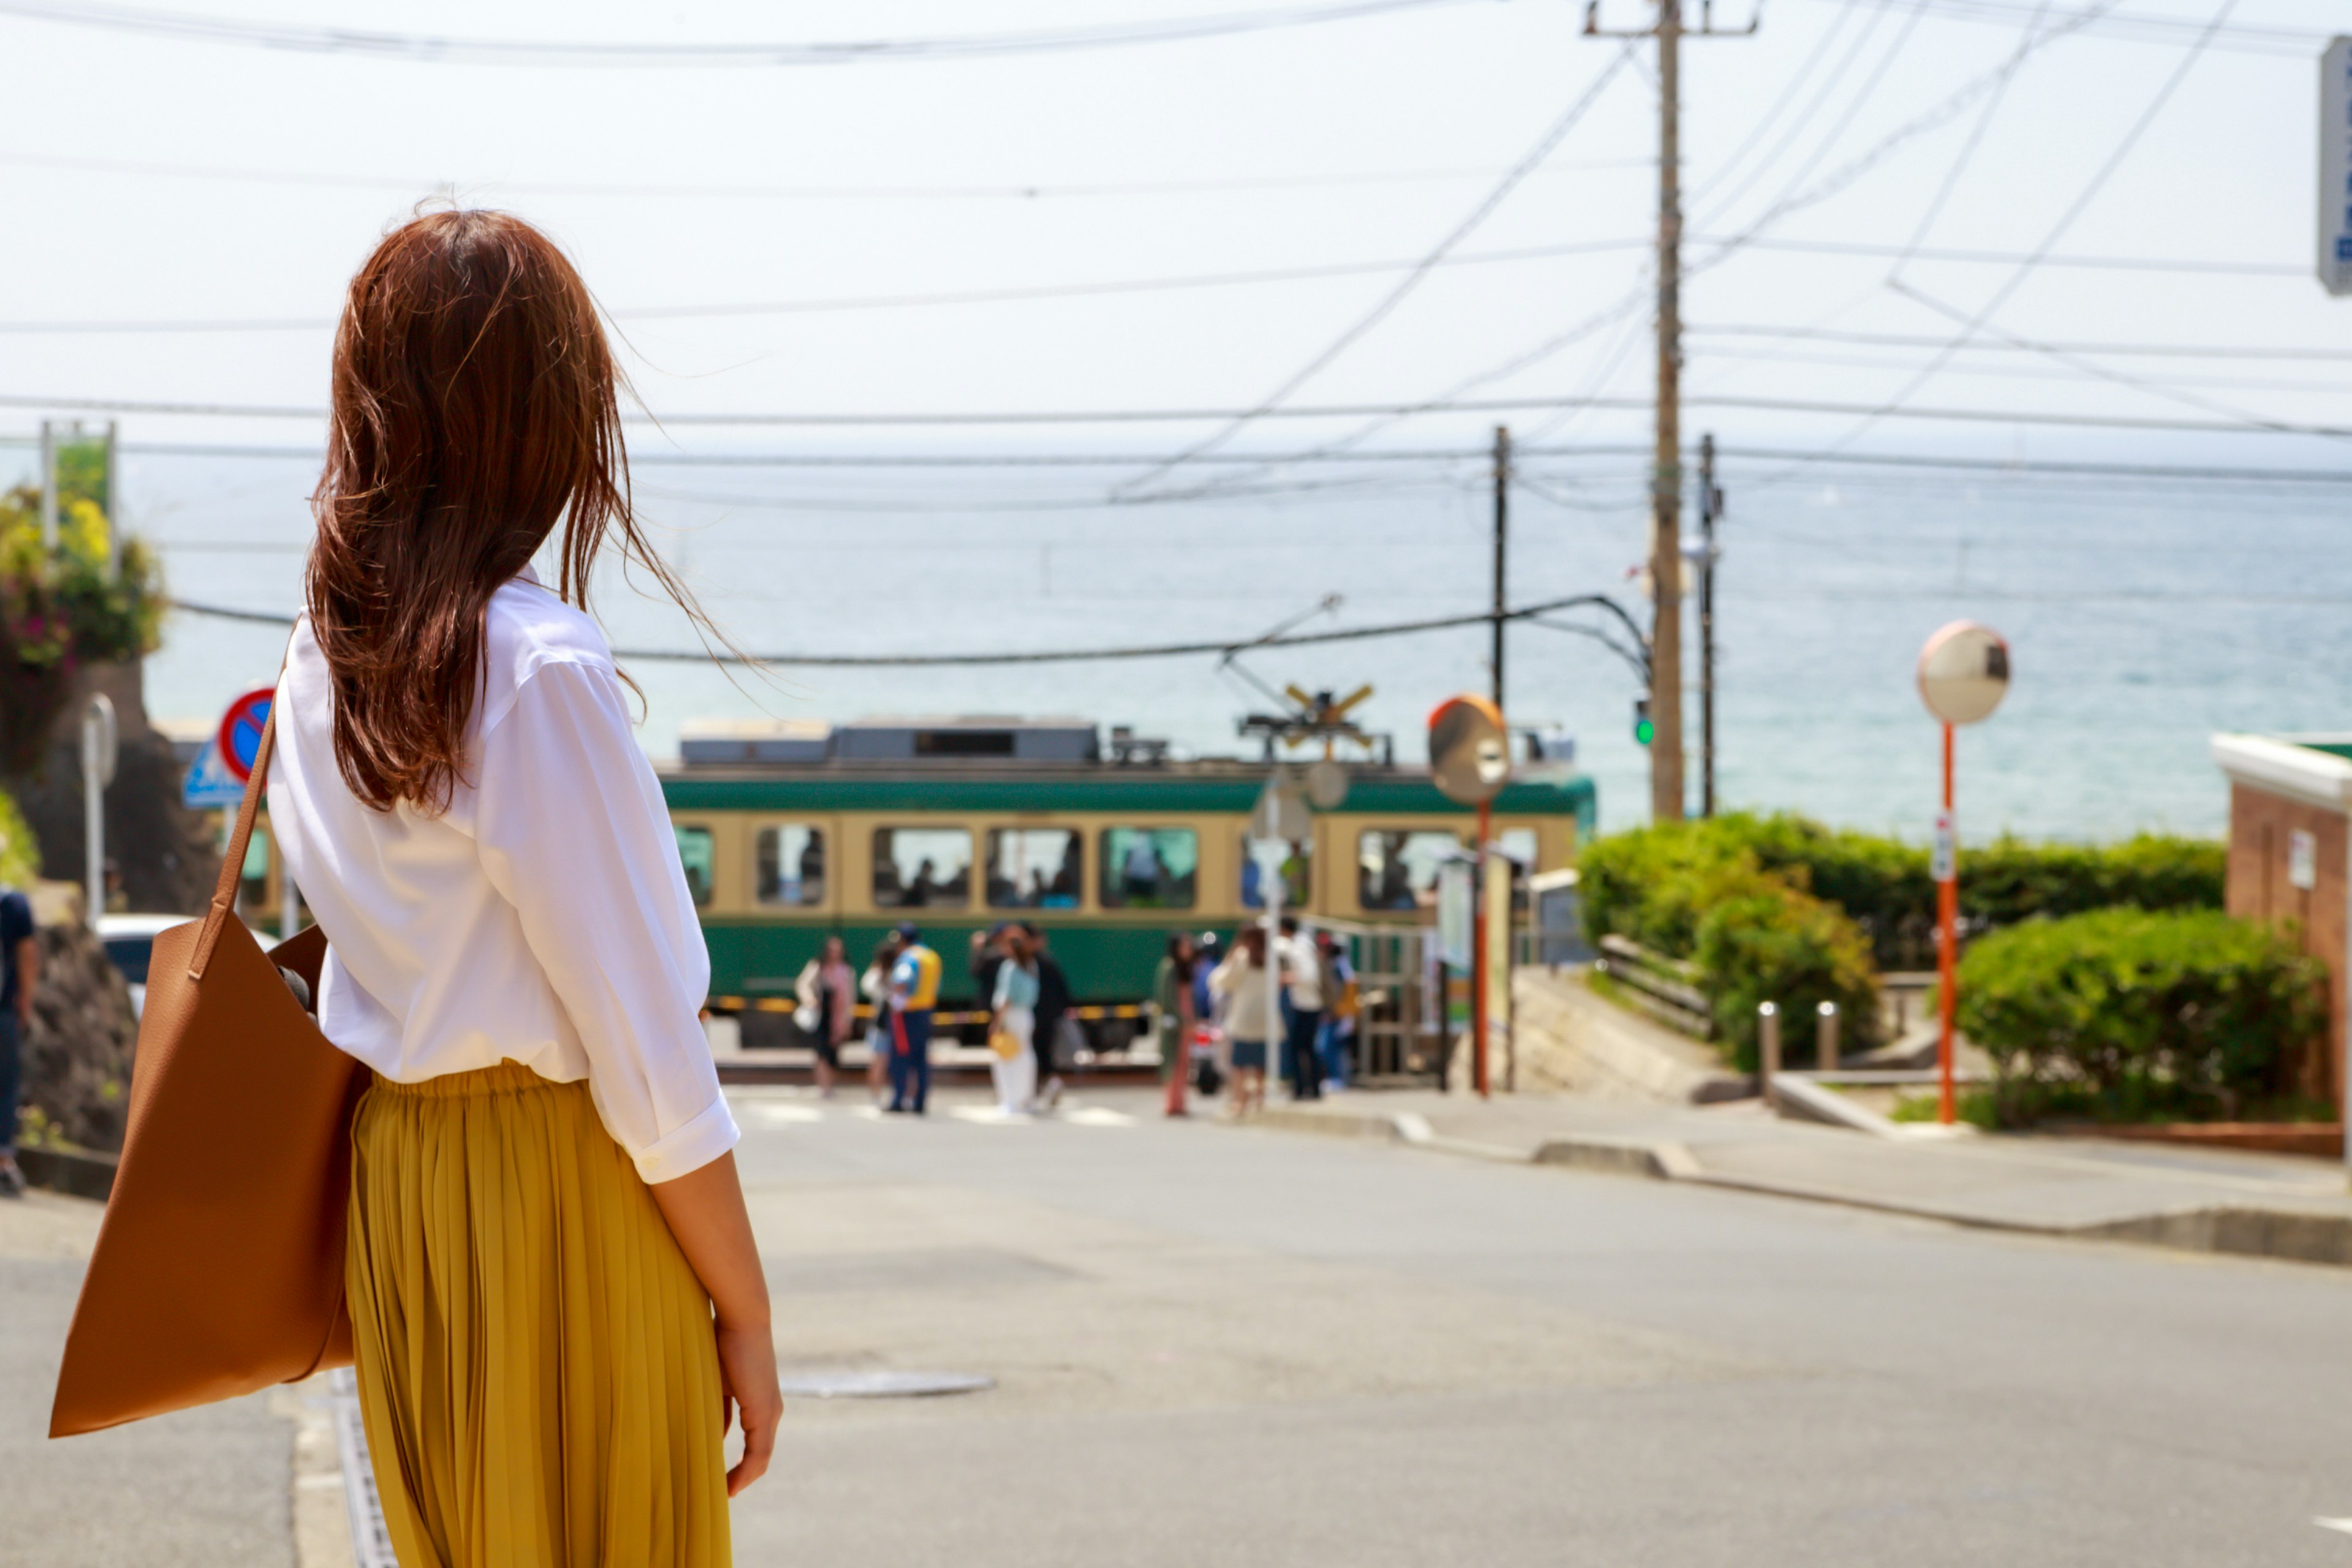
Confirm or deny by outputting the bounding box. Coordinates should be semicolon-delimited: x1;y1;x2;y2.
307;209;705;812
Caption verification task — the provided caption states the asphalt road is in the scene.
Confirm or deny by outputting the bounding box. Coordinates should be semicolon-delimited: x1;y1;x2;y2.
9;1085;2352;1566
727;1087;2352;1568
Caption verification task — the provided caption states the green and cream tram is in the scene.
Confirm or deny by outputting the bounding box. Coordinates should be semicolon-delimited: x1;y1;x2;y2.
657;716;1596;1050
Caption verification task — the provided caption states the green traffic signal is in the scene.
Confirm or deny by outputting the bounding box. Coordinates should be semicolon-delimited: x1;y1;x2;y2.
1633;698;1654;747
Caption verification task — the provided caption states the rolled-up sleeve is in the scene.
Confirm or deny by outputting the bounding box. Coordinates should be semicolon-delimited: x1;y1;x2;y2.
472;657;738;1183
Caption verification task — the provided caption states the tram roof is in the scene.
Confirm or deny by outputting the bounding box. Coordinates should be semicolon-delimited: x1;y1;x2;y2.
658;761;1596;821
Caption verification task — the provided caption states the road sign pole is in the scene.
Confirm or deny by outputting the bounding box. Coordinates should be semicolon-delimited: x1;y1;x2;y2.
80;695;116;927
1471;799;1491;1098
1937;721;1957;1126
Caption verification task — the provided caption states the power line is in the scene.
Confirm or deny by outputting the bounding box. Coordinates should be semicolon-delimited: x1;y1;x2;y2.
1113;43;1639;495
0;0;1476;66
0;236;1659;336
70;434;2352;484
0;145;1653;201
0;233;2291;336
15;386;2347;436
168;592;1638;667
1774;0;2244;473
1692;338;2352;398
1692;325;2352;361
1800;0;2328;56
1710;445;2352;484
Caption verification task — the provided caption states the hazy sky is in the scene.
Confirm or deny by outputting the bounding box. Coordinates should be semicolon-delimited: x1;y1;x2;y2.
3;0;2348;823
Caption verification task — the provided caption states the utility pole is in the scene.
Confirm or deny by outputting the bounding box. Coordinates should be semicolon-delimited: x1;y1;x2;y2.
1587;0;1755;824
37;419;58;549
1651;0;1685;824
1698;431;1719;818
1491;424;1510;714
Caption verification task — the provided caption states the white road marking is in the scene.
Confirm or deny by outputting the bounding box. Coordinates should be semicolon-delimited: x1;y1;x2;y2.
746;1102;824;1125
2314;1517;2352;1536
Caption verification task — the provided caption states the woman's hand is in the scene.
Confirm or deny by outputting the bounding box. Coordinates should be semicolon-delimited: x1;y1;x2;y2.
649;1152;784;1498
715;1314;783;1496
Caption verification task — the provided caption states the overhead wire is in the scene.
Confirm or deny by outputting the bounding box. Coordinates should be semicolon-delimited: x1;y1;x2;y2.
1110;42;1640;497
1691;325;2352;361
1766;0;2245;473
0;146;1654;202
0;0;1479;66
167;592;1638;667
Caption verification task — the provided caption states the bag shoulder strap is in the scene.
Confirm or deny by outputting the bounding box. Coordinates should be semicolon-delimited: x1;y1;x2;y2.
188;707;278;982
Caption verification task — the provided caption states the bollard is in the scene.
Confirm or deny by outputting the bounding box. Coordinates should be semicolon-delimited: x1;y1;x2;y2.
1757;1001;1780;1093
1817;1000;1839;1074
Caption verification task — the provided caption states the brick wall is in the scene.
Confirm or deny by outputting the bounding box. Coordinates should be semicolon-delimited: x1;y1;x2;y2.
2226;783;2346;1104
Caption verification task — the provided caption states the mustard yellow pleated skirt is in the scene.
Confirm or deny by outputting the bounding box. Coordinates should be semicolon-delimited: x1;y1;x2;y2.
345;1061;731;1568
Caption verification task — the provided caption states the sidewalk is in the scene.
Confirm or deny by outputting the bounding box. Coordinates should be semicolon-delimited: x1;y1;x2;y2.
1257;1091;2352;1267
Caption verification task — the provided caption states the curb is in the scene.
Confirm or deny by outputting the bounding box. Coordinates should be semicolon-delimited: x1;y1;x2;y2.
18;1144;116;1202
1254;1108;2352;1270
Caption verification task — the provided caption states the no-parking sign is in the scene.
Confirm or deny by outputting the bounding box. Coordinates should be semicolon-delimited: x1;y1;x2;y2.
217;687;276;783
183;686;276;809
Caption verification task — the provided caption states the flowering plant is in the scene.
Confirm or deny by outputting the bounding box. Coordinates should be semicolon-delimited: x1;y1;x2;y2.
0;481;165;774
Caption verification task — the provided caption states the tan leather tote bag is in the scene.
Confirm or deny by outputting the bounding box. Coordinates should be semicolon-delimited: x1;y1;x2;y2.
51;707;364;1438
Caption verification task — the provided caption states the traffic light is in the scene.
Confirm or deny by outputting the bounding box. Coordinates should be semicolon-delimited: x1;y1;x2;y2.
1632;697;1654;747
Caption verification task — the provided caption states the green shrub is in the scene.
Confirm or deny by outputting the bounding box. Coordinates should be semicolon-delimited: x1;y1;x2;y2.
1582;812;2223;970
0;788;32;889
1954;908;2326;1126
1695;880;1881;1072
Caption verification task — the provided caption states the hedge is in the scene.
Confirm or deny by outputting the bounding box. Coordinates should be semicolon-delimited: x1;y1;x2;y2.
1695;878;1880;1072
1954;908;2328;1126
1581;813;2223;971
0;788;33;891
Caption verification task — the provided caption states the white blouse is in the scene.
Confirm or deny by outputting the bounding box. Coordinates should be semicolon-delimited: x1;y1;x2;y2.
267;568;738;1184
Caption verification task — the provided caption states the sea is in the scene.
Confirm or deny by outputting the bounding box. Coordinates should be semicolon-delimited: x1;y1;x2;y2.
82;439;2352;846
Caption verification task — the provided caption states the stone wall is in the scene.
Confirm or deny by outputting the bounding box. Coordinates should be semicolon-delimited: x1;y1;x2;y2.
7;658;219;916
18;884;138;1153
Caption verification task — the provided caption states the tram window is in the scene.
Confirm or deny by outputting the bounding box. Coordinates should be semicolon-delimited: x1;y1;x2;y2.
1239;837;1311;910
237;826;273;916
987;828;1082;909
1099;827;1198;909
873;827;971;908
755;824;826;907
674;825;716;907
1497;827;1539;909
1357;829;1464;912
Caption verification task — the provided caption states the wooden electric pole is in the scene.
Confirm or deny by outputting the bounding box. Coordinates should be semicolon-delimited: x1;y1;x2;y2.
1491;424;1510;714
1651;2;1685;823
1588;0;1754;824
1698;431;1720;818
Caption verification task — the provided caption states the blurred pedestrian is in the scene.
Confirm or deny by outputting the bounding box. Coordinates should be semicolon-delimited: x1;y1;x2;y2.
0;878;34;1197
1209;925;1273;1117
888;922;942;1114
794;935;856;1098
861;933;902;1107
1276;916;1324;1101
1155;932;1197;1117
1022;922;1071;1110
1315;929;1357;1093
987;927;1041;1117
969;924;1008;1023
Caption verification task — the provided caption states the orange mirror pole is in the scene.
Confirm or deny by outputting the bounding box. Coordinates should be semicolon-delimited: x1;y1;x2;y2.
1937;720;1957;1126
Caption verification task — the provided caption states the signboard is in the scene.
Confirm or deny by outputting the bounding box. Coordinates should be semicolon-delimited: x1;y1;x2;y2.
218;687;276;783
1437;859;1474;970
1482;846;1512;1069
2290;827;2319;891
183;742;246;809
184;687;276;809
2325;38;2352;297
1931;811;1956;884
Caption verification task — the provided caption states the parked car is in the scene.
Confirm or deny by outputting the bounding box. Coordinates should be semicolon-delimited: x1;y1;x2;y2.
96;913;192;1020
